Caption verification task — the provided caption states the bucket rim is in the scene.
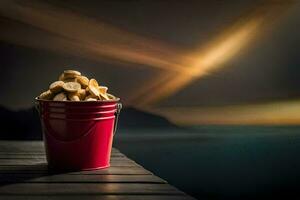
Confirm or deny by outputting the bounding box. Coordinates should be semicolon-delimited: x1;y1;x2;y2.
35;96;120;103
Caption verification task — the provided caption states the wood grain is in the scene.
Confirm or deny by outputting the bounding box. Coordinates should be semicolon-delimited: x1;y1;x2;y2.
0;141;195;200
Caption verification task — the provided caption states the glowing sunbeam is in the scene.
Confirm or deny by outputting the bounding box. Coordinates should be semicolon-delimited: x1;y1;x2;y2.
125;71;174;104
0;0;295;108
134;18;262;106
133;1;294;106
0;0;190;72
192;19;262;74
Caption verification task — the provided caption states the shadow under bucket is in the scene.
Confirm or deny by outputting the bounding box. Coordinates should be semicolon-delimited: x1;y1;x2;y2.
35;97;122;171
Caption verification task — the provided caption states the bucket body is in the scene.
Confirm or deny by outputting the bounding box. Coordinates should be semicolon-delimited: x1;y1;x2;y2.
35;98;121;171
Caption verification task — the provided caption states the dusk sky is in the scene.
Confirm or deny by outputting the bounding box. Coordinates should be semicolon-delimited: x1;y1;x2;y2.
0;0;300;124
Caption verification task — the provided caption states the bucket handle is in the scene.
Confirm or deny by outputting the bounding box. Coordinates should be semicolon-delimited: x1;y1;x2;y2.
113;103;122;135
35;100;40;115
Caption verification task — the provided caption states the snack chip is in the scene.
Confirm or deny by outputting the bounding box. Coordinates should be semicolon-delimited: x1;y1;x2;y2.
68;93;80;101
76;76;89;88
64;70;81;76
63;82;81;93
38;70;117;101
53;92;67;101
85;96;97;101
49;81;64;93
88;79;100;97
98;86;109;100
78;89;87;100
39;90;53;100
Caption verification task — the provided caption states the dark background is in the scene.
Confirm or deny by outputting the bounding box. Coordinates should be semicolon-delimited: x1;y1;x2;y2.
1;1;300;200
0;0;299;112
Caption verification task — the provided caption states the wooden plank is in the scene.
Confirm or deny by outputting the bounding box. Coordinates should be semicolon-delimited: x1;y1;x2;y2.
0;156;134;163
0;148;120;153
0;155;46;159
0;153;125;158
0;141;120;153
0;151;122;155
0;151;124;156
0;152;46;155
0;141;196;200
0;183;184;195
0;166;152;175
0;141;44;152
0;195;195;200
0;174;165;183
0;157;137;167
0;161;137;167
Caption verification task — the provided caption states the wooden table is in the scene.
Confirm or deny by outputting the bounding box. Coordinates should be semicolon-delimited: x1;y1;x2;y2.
0;141;195;200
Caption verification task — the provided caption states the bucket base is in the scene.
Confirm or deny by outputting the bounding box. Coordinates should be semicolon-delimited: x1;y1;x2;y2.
47;164;110;172
81;164;110;171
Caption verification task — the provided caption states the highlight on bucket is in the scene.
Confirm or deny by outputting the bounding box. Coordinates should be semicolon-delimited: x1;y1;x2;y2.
35;70;121;171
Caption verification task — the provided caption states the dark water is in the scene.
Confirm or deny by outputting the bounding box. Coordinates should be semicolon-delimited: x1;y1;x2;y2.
114;126;300;200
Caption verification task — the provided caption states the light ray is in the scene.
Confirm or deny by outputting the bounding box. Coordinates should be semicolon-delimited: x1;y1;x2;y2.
0;0;190;72
0;0;295;108
133;1;294;106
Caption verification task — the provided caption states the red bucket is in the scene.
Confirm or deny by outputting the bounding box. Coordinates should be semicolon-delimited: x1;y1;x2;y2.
35;98;121;171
